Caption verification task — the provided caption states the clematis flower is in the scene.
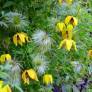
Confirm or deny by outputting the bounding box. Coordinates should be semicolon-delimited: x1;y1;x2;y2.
65;16;78;27
66;0;73;5
0;54;11;63
22;69;38;84
13;32;29;46
43;74;53;85
62;24;73;39
56;22;65;32
0;81;12;92
88;50;92;58
58;39;77;51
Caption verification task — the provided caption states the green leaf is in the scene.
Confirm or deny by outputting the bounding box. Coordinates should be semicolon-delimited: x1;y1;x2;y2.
14;85;23;92
3;1;14;8
0;71;9;79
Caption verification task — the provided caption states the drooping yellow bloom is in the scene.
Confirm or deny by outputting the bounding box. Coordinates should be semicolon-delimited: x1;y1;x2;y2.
62;30;72;39
88;50;92;58
66;0;73;4
22;69;38;84
59;39;77;51
0;54;11;63
56;22;65;32
66;24;73;31
65;16;78;27
13;32;29;46
62;24;73;39
0;81;12;92
43;74;53;85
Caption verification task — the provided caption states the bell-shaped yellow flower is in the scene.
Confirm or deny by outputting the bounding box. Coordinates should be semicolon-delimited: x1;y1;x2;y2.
66;24;73;31
0;54;11;63
13;32;29;46
43;74;53;85
88;50;92;58
0;81;12;92
22;69;38;84
59;39;77;51
65;16;78;27
56;22;65;32
66;0;73;4
62;24;73;39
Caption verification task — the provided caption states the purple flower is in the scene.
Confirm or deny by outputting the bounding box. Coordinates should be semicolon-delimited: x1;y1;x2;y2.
53;85;61;92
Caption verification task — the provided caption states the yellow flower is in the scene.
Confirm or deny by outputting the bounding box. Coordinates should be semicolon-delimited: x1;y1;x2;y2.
66;0;73;4
58;0;62;5
0;54;11;63
56;22;65;32
0;81;3;88
62;24;73;39
65;16;78;27
59;39;77;51
13;32;29;46
43;74;53;85
66;24;73;31
88;50;92;58
3;85;12;92
22;69;38;84
0;81;11;92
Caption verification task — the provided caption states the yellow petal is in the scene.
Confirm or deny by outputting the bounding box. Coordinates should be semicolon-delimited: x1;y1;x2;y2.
43;74;53;85
0;54;11;63
13;32;29;46
18;40;23;46
13;34;18;46
62;30;73;39
3;85;12;92
56;22;65;32
65;16;78;27
58;39;66;49
66;24;73;31
65;16;72;25
49;75;53;84
0;81;3;88
73;17;78;26
72;40;77;51
61;30;67;39
22;32;29;42
58;0;62;5
0;56;5;63
18;33;25;43
5;54;11;61
88;50;92;58
27;69;38;81
22;70;29;84
65;39;73;51
66;0;73;4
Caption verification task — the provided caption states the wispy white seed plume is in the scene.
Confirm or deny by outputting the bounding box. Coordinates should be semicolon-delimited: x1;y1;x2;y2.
71;61;82;73
32;54;48;75
3;12;29;30
32;30;53;53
